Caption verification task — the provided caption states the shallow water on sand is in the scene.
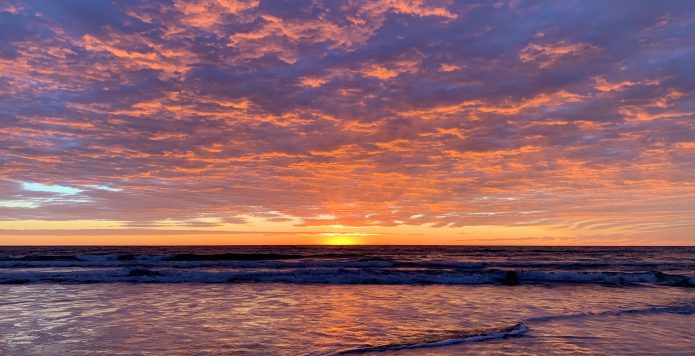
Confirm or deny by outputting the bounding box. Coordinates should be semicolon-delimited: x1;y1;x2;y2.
1;283;693;355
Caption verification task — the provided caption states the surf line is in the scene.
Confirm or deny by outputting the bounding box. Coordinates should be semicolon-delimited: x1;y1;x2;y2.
333;322;528;354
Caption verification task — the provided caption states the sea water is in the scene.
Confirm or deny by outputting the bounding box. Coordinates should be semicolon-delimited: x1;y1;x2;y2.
0;246;693;355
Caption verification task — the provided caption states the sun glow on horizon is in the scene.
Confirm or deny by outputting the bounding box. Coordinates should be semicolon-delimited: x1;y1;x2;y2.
321;233;363;245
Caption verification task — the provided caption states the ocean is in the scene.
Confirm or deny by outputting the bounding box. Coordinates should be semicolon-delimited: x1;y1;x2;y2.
0;246;693;355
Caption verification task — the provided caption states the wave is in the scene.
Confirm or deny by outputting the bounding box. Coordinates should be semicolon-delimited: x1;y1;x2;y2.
0;252;306;263
1;267;693;286
327;303;693;354
526;304;695;324
0;259;399;270
334;323;528;354
161;253;306;261
1;254;692;273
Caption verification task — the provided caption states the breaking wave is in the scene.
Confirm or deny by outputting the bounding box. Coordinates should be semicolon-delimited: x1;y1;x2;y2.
1;248;693;286
1;267;693;286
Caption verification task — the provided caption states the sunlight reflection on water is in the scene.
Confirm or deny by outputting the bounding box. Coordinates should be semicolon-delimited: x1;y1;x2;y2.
0;284;693;355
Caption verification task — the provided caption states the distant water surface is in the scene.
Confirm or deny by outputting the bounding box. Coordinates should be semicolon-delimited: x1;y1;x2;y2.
0;246;693;355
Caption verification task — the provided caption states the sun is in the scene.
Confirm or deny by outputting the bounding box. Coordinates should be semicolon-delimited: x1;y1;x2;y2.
322;234;360;245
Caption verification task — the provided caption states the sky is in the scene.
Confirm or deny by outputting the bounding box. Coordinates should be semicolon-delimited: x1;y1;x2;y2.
0;0;694;245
